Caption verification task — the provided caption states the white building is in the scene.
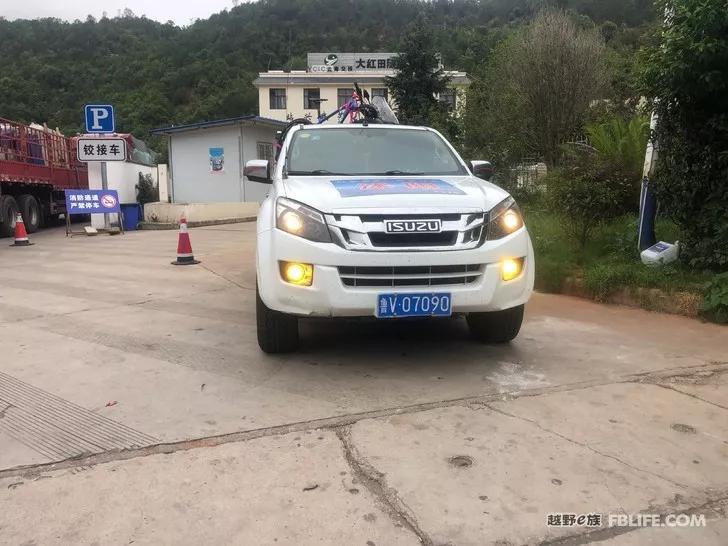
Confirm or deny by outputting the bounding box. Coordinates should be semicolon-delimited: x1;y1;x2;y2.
254;52;470;123
150;115;285;204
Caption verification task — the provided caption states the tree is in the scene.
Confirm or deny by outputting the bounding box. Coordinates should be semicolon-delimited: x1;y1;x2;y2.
385;15;451;125
0;0;653;159
641;0;728;270
465;9;608;167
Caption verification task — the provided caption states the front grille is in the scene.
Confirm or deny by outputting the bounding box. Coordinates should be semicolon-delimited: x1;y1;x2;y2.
368;232;458;247
325;211;486;252
338;264;483;288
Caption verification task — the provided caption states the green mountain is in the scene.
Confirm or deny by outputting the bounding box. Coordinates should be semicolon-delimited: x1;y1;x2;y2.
0;0;655;148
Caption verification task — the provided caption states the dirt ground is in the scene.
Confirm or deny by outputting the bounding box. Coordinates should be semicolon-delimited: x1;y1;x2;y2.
0;224;726;545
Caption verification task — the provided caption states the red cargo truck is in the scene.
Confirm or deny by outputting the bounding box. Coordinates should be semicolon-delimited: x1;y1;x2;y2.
0;117;89;237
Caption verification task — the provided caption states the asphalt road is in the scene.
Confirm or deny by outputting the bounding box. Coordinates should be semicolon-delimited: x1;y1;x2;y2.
0;223;726;545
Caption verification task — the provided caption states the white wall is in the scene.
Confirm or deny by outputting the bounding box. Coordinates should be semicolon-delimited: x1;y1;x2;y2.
168;122;280;204
88;161;158;228
169;126;242;203
144;201;259;224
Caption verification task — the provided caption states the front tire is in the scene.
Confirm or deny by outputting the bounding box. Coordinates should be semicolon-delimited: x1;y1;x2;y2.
256;285;299;353
18;195;40;233
467;305;524;343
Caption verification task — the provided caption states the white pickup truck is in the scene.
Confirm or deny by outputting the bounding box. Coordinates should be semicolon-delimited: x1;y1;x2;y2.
246;124;534;353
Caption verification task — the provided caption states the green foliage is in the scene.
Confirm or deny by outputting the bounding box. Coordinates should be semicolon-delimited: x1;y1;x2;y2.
585;115;649;178
464;9;608;167
526;209;715;314
545;153;638;252
135;173;158;204
701;273;728;323
385;16;450;126
429;90;466;151
640;0;728;271
0;0;655;154
582;263;636;301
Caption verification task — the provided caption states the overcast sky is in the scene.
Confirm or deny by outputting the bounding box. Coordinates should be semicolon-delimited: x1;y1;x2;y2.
1;0;249;27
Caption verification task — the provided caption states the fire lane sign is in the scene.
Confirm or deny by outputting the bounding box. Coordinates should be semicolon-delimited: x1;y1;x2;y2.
77;137;127;162
65;189;121;215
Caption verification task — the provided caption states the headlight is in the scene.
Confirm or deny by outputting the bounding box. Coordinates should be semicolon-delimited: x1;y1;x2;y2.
276;197;332;243
485;197;523;240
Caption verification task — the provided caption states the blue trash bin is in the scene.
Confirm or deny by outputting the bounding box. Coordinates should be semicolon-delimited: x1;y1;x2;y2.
120;203;142;231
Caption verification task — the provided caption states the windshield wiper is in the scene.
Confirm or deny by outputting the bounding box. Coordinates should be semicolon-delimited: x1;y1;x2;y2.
378;170;425;175
287;169;342;176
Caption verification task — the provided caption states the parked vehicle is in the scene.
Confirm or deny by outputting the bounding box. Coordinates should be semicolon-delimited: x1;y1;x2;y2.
247;122;535;353
0;117;89;236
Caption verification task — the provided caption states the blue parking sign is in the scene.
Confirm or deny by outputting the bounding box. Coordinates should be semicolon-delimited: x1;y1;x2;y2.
65;189;121;215
84;104;115;133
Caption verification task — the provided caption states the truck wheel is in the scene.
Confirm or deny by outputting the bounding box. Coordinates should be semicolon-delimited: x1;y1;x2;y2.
0;195;19;238
256;285;299;353
17;195;40;233
467;305;525;344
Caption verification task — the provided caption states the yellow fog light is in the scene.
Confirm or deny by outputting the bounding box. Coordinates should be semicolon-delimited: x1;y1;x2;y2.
501;258;524;281
280;261;313;286
281;211;304;234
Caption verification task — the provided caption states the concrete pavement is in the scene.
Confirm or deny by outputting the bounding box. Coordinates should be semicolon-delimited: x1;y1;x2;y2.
0;224;726;544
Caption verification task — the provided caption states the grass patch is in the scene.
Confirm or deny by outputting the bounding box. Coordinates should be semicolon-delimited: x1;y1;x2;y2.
524;208;714;311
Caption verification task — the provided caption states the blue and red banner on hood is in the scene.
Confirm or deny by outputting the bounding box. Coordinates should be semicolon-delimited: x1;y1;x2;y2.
331;179;465;198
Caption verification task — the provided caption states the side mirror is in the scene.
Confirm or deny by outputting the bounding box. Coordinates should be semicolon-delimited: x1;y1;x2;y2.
471;160;494;181
244;159;271;183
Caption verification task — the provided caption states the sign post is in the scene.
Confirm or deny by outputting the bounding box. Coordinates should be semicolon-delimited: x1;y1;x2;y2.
83;104;118;229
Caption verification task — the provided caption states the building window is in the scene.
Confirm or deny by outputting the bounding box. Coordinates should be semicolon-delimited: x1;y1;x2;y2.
269;88;286;110
303;88;320;110
439;88;456;110
337;88;354;108
257;142;274;162
371;88;388;101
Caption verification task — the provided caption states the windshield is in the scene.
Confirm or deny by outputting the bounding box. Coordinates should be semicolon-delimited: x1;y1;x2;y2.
286;127;467;176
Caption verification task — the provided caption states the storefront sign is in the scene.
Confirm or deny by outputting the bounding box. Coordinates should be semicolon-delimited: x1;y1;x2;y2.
307;52;398;73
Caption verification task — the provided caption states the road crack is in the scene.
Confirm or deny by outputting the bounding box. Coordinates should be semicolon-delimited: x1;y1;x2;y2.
651;383;728;411
335;426;433;546
480;403;691;490
2;359;726;481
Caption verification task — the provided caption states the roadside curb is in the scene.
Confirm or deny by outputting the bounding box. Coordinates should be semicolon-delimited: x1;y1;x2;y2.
560;276;702;318
138;216;257;230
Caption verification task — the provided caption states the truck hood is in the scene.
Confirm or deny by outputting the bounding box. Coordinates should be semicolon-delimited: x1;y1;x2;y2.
281;175;510;214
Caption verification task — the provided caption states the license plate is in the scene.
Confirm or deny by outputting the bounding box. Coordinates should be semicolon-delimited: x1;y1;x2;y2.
376;292;452;318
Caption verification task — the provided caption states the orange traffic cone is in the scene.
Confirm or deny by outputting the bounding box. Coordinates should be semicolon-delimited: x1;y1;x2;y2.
10;212;33;247
171;217;199;265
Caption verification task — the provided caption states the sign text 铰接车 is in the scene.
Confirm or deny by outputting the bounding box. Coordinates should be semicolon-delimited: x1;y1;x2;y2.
77;137;127;162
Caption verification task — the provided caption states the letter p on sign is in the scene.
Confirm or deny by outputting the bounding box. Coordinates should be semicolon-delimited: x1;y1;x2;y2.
85;104;115;133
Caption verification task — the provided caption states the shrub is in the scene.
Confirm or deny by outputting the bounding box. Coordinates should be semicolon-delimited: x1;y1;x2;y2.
136;172;158;205
701;272;728;323
545;153;637;253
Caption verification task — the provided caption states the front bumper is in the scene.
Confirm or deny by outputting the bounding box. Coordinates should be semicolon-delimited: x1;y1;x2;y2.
257;227;535;317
